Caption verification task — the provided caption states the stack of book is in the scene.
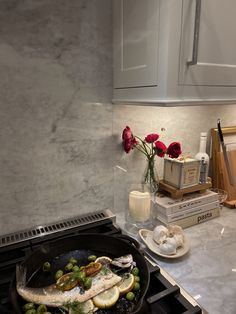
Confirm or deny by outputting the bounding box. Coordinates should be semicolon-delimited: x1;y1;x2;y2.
154;190;220;229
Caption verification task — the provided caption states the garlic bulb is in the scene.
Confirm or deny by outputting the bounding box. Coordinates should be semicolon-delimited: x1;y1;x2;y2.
173;233;184;248
168;225;184;248
153;225;169;244
168;225;183;236
159;237;177;255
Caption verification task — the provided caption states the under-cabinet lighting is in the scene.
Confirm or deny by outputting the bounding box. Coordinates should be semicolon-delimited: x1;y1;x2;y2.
194;294;201;300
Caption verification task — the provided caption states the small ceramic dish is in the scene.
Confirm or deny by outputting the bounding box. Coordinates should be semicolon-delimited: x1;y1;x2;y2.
139;228;190;259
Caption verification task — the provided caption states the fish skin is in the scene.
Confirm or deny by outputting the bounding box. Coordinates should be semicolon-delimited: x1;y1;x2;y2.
111;254;134;268
16;265;122;307
112;254;133;264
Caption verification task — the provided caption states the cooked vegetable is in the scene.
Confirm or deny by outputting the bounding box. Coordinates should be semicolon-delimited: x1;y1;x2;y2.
88;255;97;262
55;269;64;281
126;291;135;301
84;277;92;290
36;304;47;313
134;276;140;282
23;303;35;312
25;310;36;314
69;257;78;265
72;265;80;272
81;262;102;277
65;262;73;271
71;270;86;283
18;254;140;312
133;282;140;291
131;267;139;276
42;262;51;272
56;273;79;291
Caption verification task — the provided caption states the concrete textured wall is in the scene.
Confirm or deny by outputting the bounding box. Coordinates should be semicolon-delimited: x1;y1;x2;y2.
0;0;113;234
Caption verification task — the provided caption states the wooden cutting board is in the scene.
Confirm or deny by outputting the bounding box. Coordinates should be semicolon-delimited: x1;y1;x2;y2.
218;150;236;206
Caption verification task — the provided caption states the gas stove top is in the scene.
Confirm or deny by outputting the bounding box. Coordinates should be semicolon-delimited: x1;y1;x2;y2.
0;209;206;314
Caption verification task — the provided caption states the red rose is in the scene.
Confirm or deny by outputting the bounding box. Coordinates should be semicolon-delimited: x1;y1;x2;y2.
145;133;159;143
154;141;167;157
167;142;182;158
123;138;137;153
122;126;132;141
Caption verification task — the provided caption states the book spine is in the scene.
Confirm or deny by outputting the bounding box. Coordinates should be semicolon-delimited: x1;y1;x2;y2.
157;207;220;229
157;200;219;222
156;193;218;215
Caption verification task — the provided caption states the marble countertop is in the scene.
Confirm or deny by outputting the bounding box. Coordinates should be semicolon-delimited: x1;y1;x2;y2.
116;207;236;314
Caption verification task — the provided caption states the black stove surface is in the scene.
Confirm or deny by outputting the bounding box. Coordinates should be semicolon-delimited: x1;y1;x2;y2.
0;211;202;314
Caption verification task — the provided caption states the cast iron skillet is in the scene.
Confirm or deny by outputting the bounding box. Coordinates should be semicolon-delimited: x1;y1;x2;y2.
10;233;150;314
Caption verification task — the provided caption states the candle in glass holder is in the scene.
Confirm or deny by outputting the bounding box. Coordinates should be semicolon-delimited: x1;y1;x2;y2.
129;190;151;222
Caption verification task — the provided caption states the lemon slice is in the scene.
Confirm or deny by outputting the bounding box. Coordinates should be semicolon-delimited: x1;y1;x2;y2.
93;286;120;309
95;256;112;265
68;300;94;314
116;273;135;295
56;273;78;291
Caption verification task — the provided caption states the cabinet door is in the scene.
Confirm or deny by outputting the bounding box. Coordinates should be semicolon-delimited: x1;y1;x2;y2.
113;0;159;88
179;0;236;86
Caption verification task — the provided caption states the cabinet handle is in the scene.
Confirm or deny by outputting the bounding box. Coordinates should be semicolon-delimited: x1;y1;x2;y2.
187;0;202;66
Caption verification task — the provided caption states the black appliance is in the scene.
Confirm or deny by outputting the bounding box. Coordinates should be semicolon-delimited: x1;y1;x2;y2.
0;209;206;314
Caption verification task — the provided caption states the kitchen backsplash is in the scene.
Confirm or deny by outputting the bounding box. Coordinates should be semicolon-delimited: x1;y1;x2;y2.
1;0;236;235
0;0;114;235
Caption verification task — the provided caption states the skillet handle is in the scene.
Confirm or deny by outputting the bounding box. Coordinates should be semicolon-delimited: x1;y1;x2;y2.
116;234;140;249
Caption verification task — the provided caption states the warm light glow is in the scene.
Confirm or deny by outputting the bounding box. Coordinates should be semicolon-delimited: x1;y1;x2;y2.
194;294;201;300
129;190;151;222
220;227;225;235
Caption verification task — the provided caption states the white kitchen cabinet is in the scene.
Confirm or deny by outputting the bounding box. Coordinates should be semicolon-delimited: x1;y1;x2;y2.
113;0;236;105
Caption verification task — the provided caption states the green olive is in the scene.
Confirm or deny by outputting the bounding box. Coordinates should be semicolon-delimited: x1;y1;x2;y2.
76;271;86;283
23;303;35;312
134;276;140;282
133;282;140;291
55;269;64;280
87;255;97;262
25;310;36;314
72;265;80;272
69;257;78;265
36;304;47;313
84;277;92;290
42;262;51;272
131;267;139;276
65;262;73;271
126;291;135;301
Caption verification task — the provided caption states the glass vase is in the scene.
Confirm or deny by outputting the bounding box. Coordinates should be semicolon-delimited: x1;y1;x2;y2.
141;157;159;194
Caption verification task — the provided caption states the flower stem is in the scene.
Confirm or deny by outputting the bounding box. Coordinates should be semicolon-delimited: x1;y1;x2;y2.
135;136;152;156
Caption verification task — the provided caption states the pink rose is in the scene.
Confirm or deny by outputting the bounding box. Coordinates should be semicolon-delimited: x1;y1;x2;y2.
167;142;182;158
145;133;159;143
154;141;167;157
122;126;132;141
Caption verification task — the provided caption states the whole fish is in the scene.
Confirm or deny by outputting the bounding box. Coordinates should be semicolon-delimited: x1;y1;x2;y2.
16;265;122;308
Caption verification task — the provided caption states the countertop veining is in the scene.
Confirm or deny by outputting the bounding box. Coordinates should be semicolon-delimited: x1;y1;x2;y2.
116;207;236;314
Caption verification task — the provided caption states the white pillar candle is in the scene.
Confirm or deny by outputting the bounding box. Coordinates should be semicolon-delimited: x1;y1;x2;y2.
129;190;151;222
